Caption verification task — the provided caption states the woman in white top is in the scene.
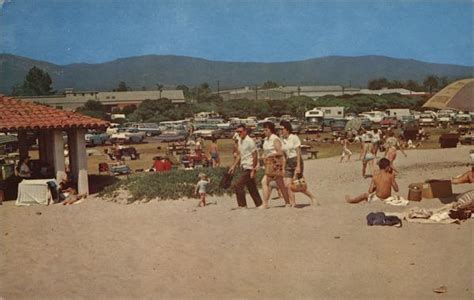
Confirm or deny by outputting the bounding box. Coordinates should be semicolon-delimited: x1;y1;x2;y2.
280;120;317;207
18;156;32;179
261;122;289;208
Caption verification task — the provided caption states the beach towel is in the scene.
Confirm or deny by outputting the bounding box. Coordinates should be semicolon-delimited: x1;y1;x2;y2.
368;193;409;206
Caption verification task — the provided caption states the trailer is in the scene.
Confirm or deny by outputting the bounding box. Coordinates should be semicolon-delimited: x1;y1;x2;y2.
384;109;411;120
304;108;324;133
315;106;345;120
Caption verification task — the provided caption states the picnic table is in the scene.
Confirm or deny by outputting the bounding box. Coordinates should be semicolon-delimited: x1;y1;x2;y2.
166;142;190;155
301;144;319;159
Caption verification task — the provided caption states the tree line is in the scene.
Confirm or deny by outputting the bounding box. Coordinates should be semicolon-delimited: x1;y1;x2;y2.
8;66;442;122
367;75;452;94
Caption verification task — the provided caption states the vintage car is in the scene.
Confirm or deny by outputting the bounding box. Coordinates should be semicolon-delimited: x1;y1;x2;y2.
419;113;437;127
379;117;400;129
126;123;161;136
454;113;472;125
109;129;145;144
192;124;223;140
155;128;189;143
85;131;109;146
330;119;348;132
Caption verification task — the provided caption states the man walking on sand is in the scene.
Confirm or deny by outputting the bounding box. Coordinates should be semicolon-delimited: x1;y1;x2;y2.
229;124;263;209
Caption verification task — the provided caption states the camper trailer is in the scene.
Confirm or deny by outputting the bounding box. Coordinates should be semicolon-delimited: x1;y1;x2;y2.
315;106;345;120
304;108;324;133
385;109;411;121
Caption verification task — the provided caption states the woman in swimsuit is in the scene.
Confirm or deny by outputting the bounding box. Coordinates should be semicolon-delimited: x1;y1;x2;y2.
208;137;220;167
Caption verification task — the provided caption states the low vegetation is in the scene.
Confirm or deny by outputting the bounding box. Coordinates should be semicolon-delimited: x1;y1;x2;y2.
100;167;264;203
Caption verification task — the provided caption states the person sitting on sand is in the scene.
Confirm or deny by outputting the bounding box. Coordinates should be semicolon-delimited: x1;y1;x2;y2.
58;175;86;205
195;172;209;207
346;158;399;203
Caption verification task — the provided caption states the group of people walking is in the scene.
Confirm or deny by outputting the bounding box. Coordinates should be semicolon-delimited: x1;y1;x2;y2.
229;121;317;209
340;128;407;178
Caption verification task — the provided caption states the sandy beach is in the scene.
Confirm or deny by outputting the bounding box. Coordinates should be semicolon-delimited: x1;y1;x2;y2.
1;146;473;299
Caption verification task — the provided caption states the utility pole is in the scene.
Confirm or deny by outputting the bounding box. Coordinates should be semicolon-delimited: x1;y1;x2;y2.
217;80;220;97
255;85;258;101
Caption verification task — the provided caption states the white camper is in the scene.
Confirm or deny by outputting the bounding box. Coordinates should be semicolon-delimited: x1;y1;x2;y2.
315;106;345;120
385;109;411;120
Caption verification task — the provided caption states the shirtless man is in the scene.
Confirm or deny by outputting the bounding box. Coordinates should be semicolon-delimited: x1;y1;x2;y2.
346;158;399;203
451;167;474;184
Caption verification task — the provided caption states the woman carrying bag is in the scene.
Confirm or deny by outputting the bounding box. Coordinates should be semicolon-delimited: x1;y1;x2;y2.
261;121;290;208
279;120;318;207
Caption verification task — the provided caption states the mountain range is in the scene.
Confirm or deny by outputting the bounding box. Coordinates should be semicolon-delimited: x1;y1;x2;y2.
0;53;472;94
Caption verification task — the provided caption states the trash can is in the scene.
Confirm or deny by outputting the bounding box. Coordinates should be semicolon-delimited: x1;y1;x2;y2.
439;133;459;148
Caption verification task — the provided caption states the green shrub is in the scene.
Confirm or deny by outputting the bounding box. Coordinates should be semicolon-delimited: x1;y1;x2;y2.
100;167;264;202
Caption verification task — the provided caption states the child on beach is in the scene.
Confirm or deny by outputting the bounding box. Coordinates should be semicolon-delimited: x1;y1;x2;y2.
346;158;399;203
339;136;352;163
195;172;209;207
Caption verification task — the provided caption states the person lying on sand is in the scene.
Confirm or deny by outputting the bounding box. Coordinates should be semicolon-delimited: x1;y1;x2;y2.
346;158;399;204
452;151;474;185
451;167;473;185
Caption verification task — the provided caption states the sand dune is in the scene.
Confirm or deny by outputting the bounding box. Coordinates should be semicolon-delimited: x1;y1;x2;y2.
1;146;473;299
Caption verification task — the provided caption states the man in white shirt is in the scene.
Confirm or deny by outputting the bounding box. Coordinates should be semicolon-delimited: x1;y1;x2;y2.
229;124;263;208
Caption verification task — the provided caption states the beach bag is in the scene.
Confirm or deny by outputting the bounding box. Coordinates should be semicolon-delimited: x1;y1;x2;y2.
290;176;307;192
264;155;284;177
219;169;233;189
366;212;402;227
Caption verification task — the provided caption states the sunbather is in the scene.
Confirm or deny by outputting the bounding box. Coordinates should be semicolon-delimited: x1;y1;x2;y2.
346;158;399;203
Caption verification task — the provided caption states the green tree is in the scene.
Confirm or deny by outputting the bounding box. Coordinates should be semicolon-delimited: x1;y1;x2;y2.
367;78;389;90
122;104;137;116
192;82;212;102
262;80;279;89
176;84;191;98
423;75;439;94
405;80;421;92
156;84;164;99
12;66;54;96
117;81;129;92
76;100;107;120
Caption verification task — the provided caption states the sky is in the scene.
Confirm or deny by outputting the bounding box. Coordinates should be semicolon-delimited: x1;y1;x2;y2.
0;0;472;66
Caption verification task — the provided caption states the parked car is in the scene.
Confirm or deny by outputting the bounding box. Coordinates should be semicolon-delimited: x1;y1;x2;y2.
155;128;189;142
419;113;437;127
379;117;400;129
290;120;303;134
360;118;373;130
330;119;348;132
106;123;121;136
454;113;472;125
109;129;145;144
344;113;357;121
127;123;161;136
437;113;452;125
400;116;419;131
85;131;109;146
192;124;223;140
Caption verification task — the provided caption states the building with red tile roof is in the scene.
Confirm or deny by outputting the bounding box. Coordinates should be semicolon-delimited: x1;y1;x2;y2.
0;96;108;131
0;96;109;196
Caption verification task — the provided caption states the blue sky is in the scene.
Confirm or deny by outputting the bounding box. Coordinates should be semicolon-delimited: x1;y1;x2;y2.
0;0;472;66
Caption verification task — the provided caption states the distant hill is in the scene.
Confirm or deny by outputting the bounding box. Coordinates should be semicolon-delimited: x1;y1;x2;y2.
0;53;472;94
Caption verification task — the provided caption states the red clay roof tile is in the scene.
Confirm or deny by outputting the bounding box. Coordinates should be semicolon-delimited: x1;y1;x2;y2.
0;96;109;131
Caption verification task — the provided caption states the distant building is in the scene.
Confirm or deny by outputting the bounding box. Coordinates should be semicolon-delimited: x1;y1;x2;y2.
217;85;425;101
16;89;186;111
